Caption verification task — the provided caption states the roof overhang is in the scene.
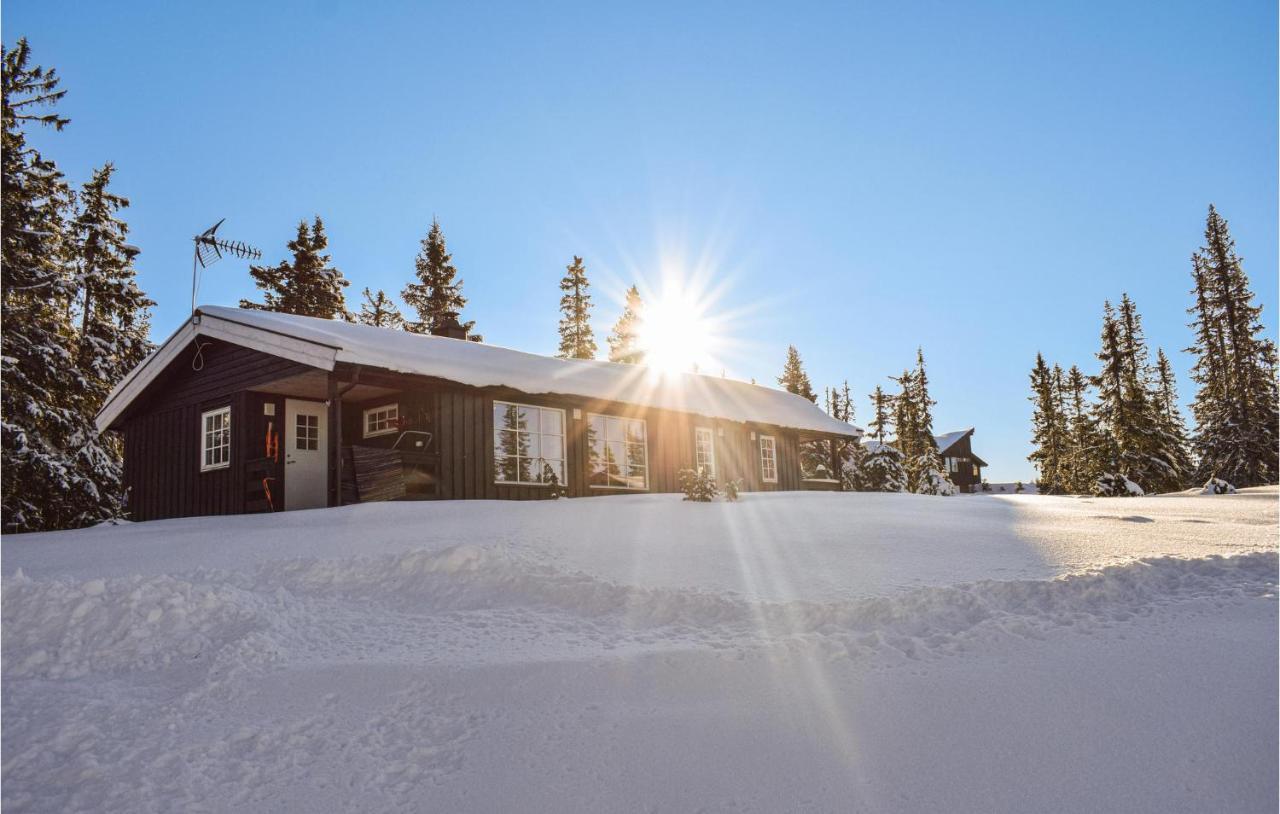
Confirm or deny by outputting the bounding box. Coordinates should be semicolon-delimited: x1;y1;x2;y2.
95;311;340;432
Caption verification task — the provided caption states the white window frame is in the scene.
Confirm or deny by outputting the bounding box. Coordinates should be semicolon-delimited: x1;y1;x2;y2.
759;434;778;483
587;412;649;491
200;406;231;472
694;426;716;480
493;400;567;487
363;403;399;438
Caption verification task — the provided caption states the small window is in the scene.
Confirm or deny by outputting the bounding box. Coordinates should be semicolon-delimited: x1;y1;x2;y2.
588;413;649;490
694;427;716;480
493;401;566;486
363;403;399;438
759;435;778;483
295;414;319;451
200;406;231;472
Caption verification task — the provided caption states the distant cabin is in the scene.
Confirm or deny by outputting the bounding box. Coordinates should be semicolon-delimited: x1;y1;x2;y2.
96;306;862;521
861;428;987;493
935;428;987;493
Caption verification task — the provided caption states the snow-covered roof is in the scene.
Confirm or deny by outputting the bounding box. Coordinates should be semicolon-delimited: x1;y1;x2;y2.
861;439;898;454
98;306;861;438
933;428;974;454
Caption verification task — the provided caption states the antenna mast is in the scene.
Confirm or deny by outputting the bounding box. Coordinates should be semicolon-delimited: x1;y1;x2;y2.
191;219;262;313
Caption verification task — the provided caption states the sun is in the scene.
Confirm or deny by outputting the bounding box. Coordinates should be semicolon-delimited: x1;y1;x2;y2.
637;289;718;375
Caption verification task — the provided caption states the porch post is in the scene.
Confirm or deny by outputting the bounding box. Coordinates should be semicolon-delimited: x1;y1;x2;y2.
328;372;341;507
829;437;842;491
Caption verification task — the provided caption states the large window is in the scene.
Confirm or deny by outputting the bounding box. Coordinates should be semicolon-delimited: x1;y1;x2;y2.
694;427;716;479
588;413;648;490
759;435;778;483
494;401;565;486
363;403;399;438
200;406;231;472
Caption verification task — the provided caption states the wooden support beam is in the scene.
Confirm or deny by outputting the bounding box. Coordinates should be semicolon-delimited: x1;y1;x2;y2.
328;372;340;507
830;438;842;491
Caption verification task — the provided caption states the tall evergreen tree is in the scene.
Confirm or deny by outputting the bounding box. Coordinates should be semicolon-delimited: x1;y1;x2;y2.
832;380;867;490
241;216;350;319
70;163;153;394
1152;348;1193;487
607;285;645;364
777;345;817;402
402;217;475;337
1027;353;1067;494
356;287;405;329
862;385;907;492
1091;300;1139;486
1115;294;1184;492
1185;205;1279;486
2;40;127;531
556;255;597;359
908;349;951;494
1061;365;1100;494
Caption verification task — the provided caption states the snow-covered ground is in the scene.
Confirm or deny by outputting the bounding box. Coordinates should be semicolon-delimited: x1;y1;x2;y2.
3;489;1276;813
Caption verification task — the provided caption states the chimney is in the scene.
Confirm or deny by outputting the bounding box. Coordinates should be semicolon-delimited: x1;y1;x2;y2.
431;310;469;340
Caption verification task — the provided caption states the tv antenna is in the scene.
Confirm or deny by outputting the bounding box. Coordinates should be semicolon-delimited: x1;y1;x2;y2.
191;218;262;313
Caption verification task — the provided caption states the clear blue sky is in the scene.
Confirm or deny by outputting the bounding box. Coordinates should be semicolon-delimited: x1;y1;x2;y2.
8;0;1277;481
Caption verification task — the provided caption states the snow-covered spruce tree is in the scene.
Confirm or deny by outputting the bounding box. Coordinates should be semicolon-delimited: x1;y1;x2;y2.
778;345;817;402
356;287;405;329
607;285;645;364
834;380;867;490
861;385;907;492
1061;364;1101;494
1087;297;1177;494
777;346;822;474
1115;294;1183;493
1152;348;1193;489
890;367;920;485
909;348;953;495
1184;206;1279;486
402;217;477;338
241;217;351;320
557;255;597;359
1027;353;1067;494
1090;300;1141;492
71;164;154;394
891;349;952;495
2;40;126;532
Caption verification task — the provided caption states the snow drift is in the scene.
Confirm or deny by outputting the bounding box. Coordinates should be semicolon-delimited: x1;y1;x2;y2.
3;490;1276;813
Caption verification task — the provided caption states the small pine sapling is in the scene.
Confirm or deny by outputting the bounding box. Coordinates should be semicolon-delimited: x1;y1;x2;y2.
543;463;565;499
678;467;718;502
723;478;743;502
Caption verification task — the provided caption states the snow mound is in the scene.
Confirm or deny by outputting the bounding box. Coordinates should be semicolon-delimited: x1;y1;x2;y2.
10;546;1271;684
1096;472;1145;497
1199;478;1238;495
2;572;263;680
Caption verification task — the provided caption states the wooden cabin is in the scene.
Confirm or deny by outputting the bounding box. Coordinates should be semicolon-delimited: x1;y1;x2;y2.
935;428;987;493
96;306;861;521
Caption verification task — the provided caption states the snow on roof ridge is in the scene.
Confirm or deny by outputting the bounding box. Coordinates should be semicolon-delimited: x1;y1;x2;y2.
933;428;975;453
195;305;861;437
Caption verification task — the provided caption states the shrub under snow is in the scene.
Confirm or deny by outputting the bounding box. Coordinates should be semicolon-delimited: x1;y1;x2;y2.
677;468;718;502
1199;478;1237;495
916;469;958;496
1095;473;1145;497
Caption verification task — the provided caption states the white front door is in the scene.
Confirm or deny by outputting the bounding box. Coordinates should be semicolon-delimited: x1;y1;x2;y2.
285;399;328;510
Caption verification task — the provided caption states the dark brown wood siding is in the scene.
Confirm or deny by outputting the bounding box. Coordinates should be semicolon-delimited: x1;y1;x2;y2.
118;338;315;521
121;348;851;518
330;378;813;500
